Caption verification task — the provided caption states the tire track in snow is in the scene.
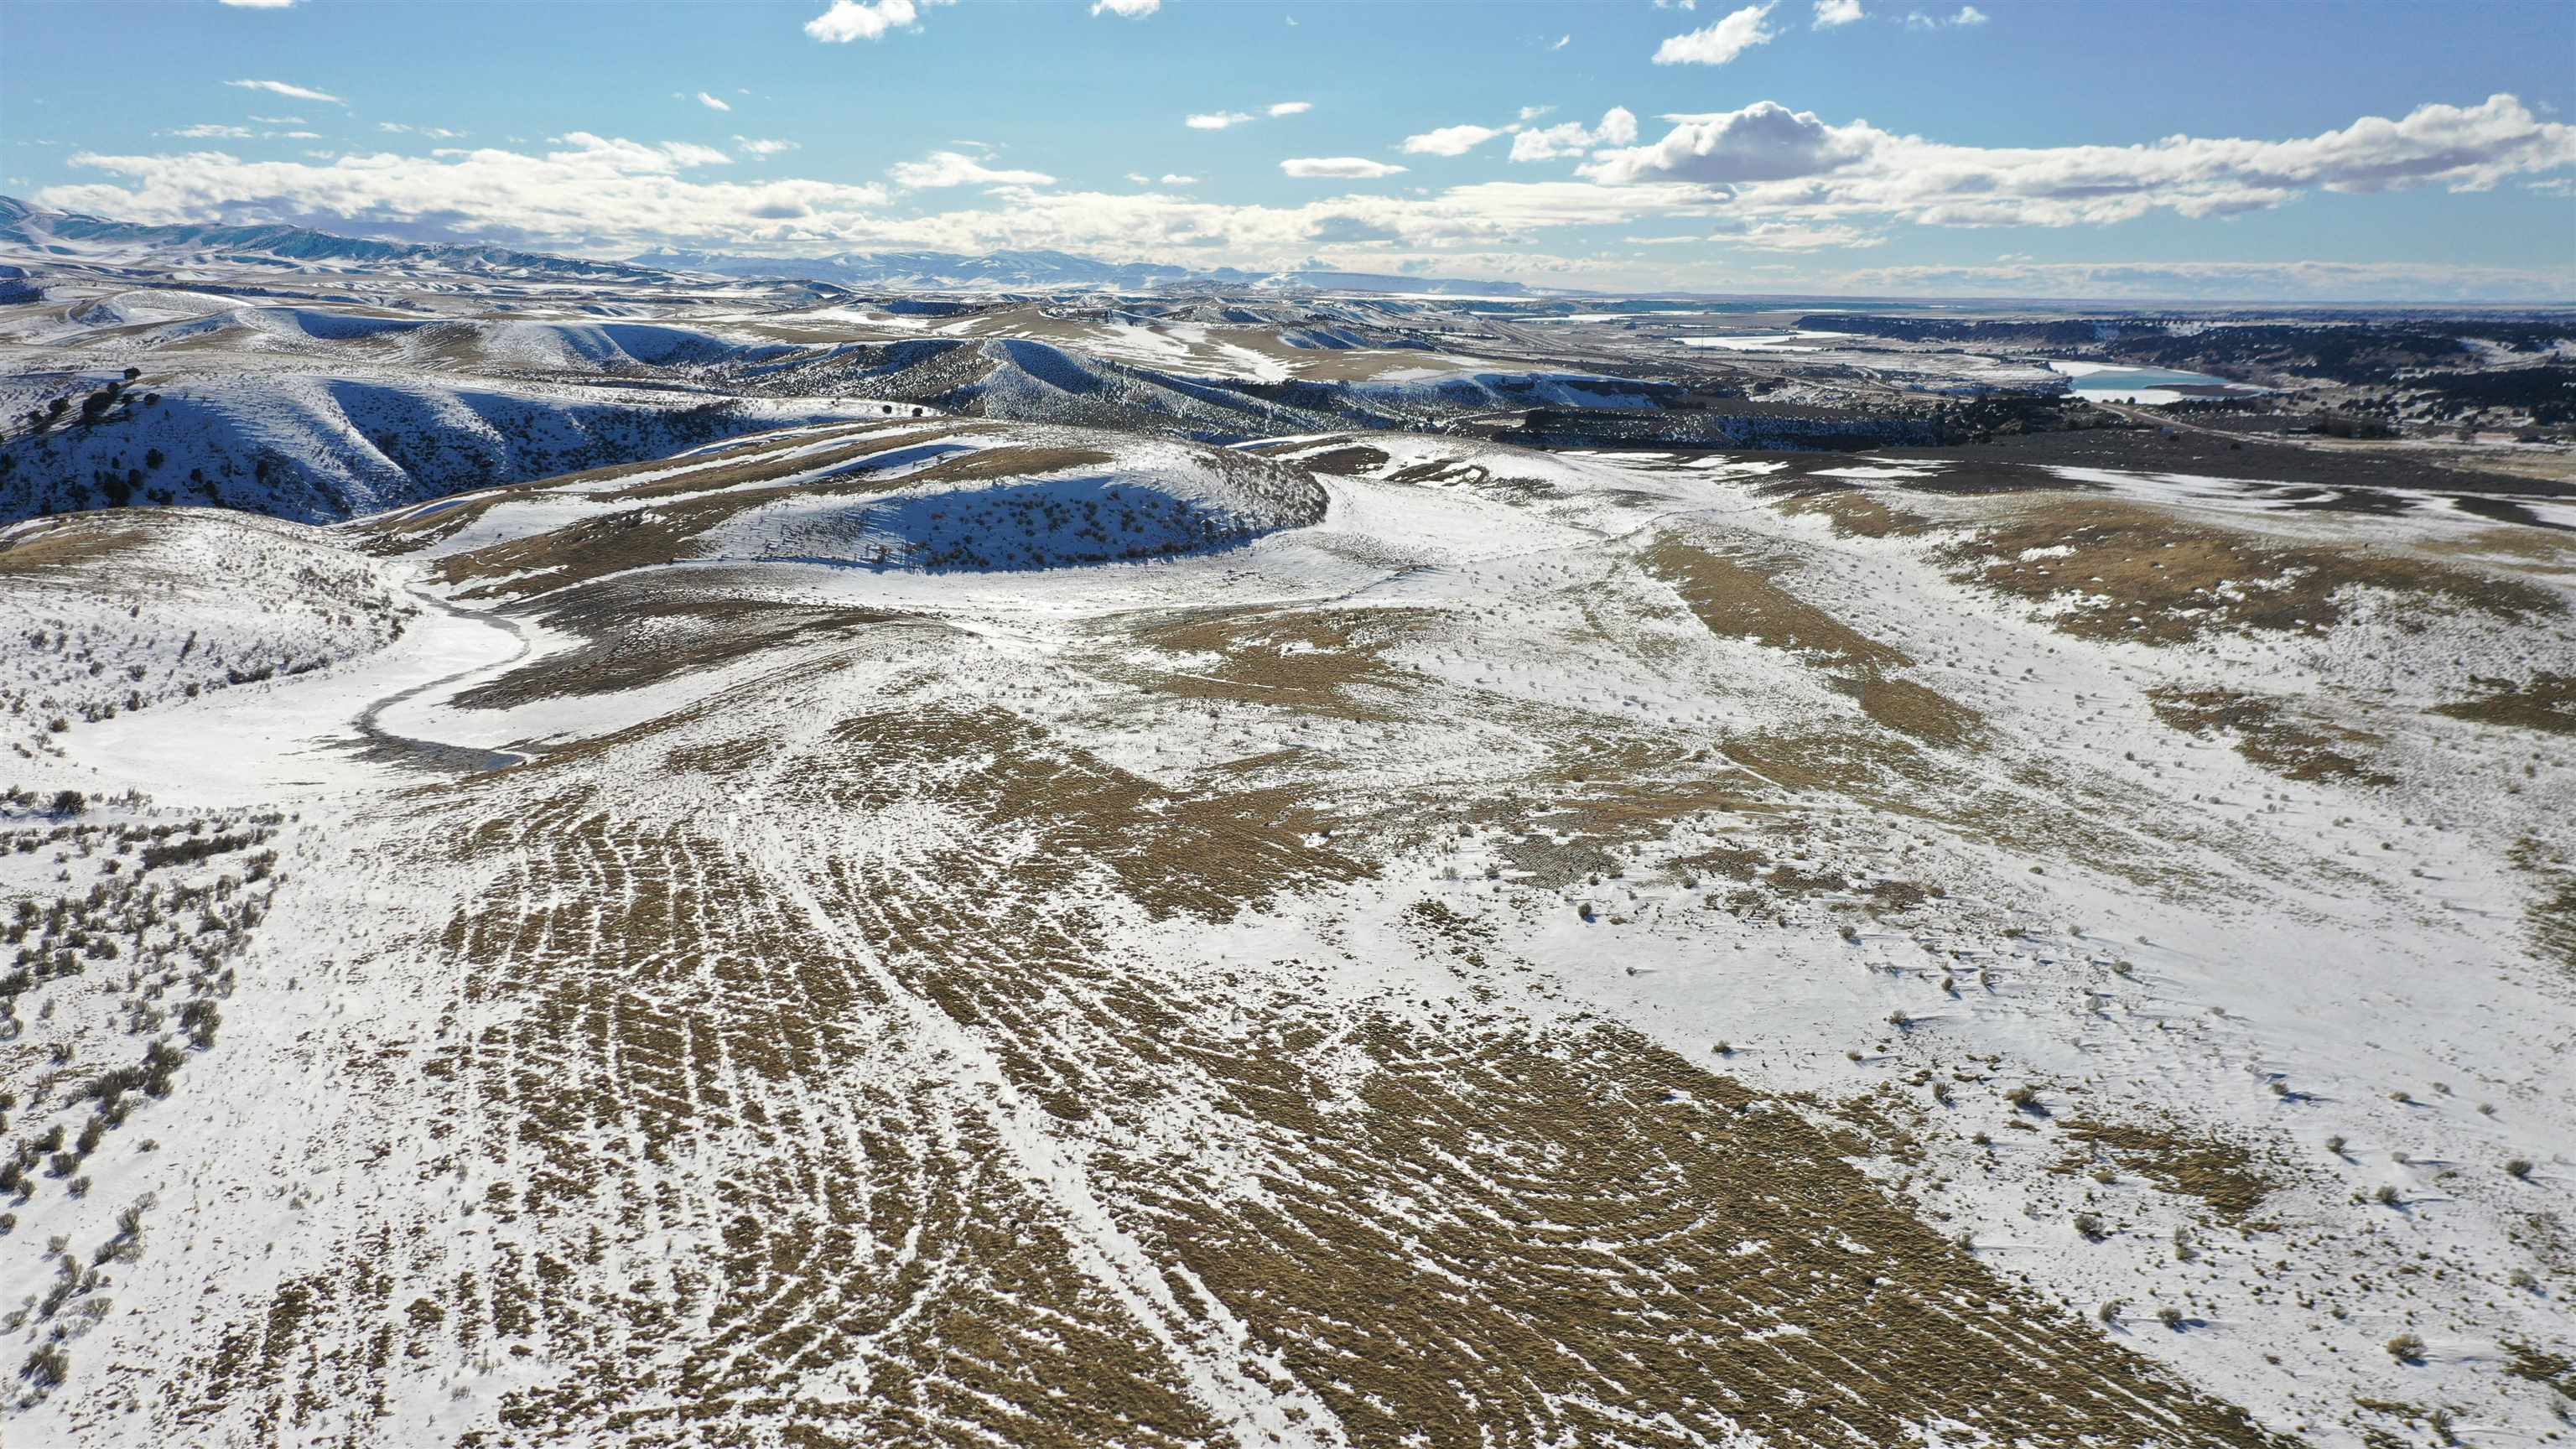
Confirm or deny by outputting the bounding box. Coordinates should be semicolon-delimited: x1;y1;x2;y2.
348;584;531;772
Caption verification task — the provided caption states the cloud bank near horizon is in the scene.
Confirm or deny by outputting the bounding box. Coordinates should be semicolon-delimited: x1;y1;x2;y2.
24;93;2576;299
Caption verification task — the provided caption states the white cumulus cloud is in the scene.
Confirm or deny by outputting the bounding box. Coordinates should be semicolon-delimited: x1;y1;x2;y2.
1581;101;1867;184
1269;101;1312;117
736;137;799;158
1813;0;1863;26
39;93;2572;290
804;0;952;43
1653;3;1775;65
217;0;299;8
1280;157;1408;179
39;132;877;248
887;150;1055;188
1402;125;1505;158
1581;93;2576;230
1092;0;1159;15
1509;107;1639;162
696;92;732;112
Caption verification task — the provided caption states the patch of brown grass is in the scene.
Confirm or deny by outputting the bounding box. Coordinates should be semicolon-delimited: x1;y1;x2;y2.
1671;832;1928;917
404;787;1233;1446
2059;1116;2287;1224
1118;605;1436;722
1845;676;1985;748
1714;729;2216;896
1644;535;1983;749
849;444;1117;493
1488;774;1769;890
454;581;912;708
1721;728;1944;807
1945;498;2562;645
2411;526;2576;579
0;515;153;574
2431;673;2576;737
828;704;1372;922
1775;486;1935;539
1645;536;1905;673
2149;687;2395;785
1133;1023;2294;1447
2506;836;2576;975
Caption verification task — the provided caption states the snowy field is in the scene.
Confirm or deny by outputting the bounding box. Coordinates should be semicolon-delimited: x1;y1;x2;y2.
3;416;2571;1448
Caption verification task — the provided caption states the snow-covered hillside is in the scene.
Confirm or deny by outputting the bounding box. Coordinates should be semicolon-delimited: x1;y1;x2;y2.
0;507;414;756
364;418;1328;584
4;423;2571;1448
8;193;2576;1449
730;335;1670;439
0;370;906;523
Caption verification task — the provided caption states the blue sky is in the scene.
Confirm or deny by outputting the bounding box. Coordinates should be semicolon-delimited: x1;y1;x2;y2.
4;0;2573;298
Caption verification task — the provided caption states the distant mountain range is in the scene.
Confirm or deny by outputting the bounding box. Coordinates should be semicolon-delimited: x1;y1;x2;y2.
0;195;1566;297
626;247;1265;293
0;195;670;283
625;246;1559;296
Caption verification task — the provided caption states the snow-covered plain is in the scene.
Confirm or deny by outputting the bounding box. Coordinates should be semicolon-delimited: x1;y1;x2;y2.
3;414;2572;1448
8;194;2576;1449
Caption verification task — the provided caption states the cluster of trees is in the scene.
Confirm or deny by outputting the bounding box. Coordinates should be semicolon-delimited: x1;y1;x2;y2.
16;370;151;439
